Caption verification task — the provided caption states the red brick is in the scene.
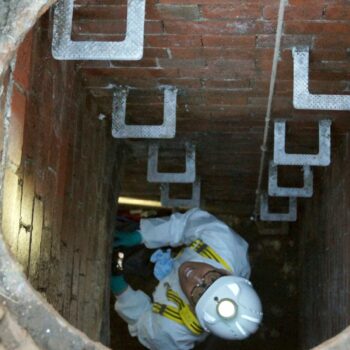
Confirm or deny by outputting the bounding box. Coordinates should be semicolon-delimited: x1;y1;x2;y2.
169;47;256;60
159;0;271;4
263;5;326;20
73;5;126;21
158;78;202;89
164;20;276;35
158;58;207;68
14;30;33;91
256;34;314;49
74;0;127;4
311;50;348;62
143;48;170;58
8;86;26;166
83;67;179;79
287;0;326;5
151;4;201;20
201;92;248;106
208;58;255;74
202;34;255;48
109;58;158;68
203;79;250;90
145;34;202;48
314;34;350;49
325;5;350;20
201;5;262;20
178;65;254;79
308;80;350;95
80;75;156;88
169;48;203;59
285;21;350;34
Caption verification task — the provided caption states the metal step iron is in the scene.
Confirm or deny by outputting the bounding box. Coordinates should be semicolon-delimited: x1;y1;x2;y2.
260;192;297;222
111;86;177;138
268;161;313;198
147;142;196;183
52;0;146;60
293;46;350;110
273;119;331;166
160;178;201;208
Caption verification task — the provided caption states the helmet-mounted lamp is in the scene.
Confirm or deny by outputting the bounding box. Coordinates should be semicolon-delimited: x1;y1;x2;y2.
217;299;237;319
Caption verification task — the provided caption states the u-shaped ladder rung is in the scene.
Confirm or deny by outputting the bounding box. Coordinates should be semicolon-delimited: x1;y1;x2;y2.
273;119;331;166
52;0;146;60
147;142;196;183
293;46;350;110
268;161;313;198
160;178;201;208
260;192;297;222
111;86;177;138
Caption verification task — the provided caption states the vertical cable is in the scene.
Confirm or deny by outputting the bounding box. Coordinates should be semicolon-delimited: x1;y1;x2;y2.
253;0;287;219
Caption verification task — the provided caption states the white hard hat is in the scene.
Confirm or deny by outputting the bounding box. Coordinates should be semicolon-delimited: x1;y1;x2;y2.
195;276;263;340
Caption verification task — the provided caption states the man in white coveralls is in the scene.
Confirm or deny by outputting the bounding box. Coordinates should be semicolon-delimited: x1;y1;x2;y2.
111;208;263;350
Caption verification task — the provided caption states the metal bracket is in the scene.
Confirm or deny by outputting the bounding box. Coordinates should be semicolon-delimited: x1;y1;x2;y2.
260;192;297;222
52;0;146;60
111;86;177;138
160;179;201;208
273;119;331;166
268;161;313;198
147;142;196;183
293;46;350;110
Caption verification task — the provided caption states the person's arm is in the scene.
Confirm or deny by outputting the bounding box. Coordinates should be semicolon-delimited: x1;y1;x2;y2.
115;288;195;350
140;208;251;277
140;208;232;248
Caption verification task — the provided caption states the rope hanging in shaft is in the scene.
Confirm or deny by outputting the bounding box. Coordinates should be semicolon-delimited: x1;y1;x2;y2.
253;0;287;220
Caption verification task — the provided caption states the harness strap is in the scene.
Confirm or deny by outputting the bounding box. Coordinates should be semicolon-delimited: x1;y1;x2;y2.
152;303;182;325
152;287;204;335
152;239;233;334
189;239;233;272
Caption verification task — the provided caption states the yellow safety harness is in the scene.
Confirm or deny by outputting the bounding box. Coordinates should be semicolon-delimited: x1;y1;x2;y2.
189;239;233;273
152;239;232;334
153;285;204;335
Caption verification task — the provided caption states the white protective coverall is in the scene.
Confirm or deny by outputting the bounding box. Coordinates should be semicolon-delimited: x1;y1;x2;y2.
115;208;251;350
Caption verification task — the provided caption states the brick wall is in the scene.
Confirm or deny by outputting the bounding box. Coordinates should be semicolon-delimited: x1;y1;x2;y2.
296;133;350;349
70;0;350;216
1;13;124;343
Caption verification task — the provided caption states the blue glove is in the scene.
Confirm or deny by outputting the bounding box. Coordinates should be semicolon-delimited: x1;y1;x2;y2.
111;275;128;295
150;249;174;281
113;230;142;247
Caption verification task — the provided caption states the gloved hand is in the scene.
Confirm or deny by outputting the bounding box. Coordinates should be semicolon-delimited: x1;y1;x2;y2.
111;249;128;295
150;249;174;281
111;275;128;295
113;230;142;247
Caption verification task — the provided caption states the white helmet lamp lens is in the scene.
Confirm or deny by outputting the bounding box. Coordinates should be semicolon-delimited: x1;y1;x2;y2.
217;299;237;319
